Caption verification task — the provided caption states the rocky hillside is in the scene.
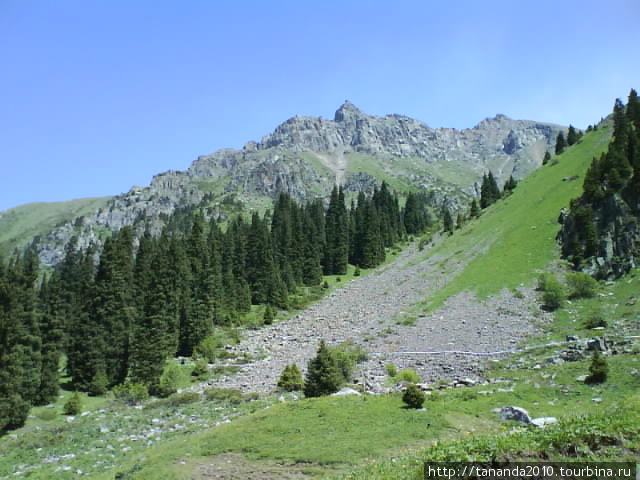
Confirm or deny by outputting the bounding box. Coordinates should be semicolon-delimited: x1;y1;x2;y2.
22;102;565;265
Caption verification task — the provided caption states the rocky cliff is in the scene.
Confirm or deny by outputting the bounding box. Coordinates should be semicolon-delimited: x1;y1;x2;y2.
29;102;566;265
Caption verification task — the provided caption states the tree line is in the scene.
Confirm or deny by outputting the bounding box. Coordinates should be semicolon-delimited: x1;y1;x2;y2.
0;182;433;432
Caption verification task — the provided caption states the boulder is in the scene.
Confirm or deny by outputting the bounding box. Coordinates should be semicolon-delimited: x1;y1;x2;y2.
531;417;557;428
331;387;361;396
499;406;531;424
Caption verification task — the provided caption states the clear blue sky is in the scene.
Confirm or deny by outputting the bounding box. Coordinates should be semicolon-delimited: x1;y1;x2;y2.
1;1;639;211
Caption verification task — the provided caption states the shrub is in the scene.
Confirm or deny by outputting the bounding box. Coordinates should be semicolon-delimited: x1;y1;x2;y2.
336;277;341;282
385;364;398;378
329;341;368;383
88;368;108;396
113;382;149;405
402;384;425;409
583;307;607;329
154;362;181;398
194;329;240;362
585;351;608;384
277;364;304;392
396;368;421;384
566;272;598;299
63;392;82;415
304;340;343;397
145;391;201;409
536;272;554;291
204;387;244;404
322;281;329;289
194;336;220;363
354;266;361;277
538;274;565;310
191;358;209;378
263;305;276;325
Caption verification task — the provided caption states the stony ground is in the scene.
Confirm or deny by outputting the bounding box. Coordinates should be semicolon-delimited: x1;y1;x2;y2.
196;237;549;394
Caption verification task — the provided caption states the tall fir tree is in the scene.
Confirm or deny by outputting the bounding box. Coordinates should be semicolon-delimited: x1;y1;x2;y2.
0;257;32;431
555;132;567;155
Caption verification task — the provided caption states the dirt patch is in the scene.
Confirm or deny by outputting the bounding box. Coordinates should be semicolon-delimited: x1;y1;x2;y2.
188;453;320;480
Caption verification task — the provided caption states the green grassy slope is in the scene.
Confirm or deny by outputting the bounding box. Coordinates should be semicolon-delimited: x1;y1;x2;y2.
417;125;612;311
0;197;111;255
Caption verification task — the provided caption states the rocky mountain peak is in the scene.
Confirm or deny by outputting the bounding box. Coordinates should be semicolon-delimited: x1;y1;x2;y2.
334;100;366;123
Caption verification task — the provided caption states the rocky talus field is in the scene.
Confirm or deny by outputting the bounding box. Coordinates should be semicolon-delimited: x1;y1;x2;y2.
198;238;549;395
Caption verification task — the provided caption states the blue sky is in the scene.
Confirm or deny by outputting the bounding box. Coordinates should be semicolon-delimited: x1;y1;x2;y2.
1;1;639;211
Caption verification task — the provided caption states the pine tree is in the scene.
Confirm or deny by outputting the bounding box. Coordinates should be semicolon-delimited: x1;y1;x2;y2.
89;227;135;386
567;125;579;146
470;199;480;218
555;132;567;155
542;151;551;165
324;186;349;275
442;207;454;234
35;274;64;405
503;175;517;194
304;340;343;397
11;249;42;406
0;258;31;431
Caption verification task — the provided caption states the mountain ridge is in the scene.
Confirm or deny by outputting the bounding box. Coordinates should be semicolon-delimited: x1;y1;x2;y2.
3;102;567;266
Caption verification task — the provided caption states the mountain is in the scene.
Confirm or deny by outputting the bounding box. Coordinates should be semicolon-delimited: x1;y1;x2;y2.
6;102;566;265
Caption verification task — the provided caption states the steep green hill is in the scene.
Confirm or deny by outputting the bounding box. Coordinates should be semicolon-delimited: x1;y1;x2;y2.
0;197;111;256
417;123;612;311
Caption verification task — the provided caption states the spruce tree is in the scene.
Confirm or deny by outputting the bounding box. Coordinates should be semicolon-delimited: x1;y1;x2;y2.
304;340;343;397
442;207;454;234
35;274;65;405
90;227;135;386
567;125;579;146
555;132;567;155
0;258;31;431
542;151;551;165
470;199;480;218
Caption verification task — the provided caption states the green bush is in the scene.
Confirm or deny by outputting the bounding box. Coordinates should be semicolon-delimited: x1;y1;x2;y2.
63;392;82;415
263;305;276;325
583;307;607;329
277;364;304;392
329;341;368;383
585;351;608;384
88;368;108;396
385;364;398;378
113;382;149;405
322;281;329;289
538;274;565;310
402;384;425;409
396;368;421;384
194;336;220;363
154;362;181;398
191;358;209;378
194;329;240;362
567;272;598;299
536;272;554;291
354;266;361;277
145;391;201;409
204;387;244;404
